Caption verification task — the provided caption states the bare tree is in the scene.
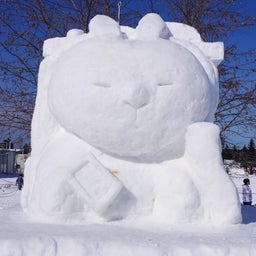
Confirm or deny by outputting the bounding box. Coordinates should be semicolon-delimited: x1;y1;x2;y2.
0;0;137;145
0;0;255;146
163;0;256;145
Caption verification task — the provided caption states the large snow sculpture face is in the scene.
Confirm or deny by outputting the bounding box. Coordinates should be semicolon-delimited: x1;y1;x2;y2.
48;14;219;161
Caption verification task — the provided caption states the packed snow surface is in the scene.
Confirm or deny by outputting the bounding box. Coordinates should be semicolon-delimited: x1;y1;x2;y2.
0;174;256;255
21;13;241;226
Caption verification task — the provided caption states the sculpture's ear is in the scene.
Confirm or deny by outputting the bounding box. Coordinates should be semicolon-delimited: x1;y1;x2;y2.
43;29;85;58
196;41;224;67
135;13;172;40
43;15;122;58
166;22;224;67
89;15;121;37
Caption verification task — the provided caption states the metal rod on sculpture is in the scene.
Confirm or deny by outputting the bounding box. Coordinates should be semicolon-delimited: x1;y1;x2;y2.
117;1;122;24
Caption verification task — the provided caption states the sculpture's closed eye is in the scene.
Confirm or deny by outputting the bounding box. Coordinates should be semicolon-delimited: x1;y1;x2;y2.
157;82;174;87
93;82;111;88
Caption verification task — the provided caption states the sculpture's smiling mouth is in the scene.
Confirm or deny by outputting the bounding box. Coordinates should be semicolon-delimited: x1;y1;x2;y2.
124;100;148;110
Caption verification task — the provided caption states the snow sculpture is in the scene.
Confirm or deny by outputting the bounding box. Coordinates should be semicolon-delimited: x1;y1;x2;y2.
22;13;241;225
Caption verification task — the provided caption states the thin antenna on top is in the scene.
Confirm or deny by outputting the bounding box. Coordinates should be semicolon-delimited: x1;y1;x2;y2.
117;1;122;25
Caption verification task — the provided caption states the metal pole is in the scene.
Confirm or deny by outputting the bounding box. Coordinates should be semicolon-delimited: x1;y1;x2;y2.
117;1;122;25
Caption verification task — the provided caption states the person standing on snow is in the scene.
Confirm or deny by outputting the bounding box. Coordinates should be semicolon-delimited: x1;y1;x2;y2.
16;174;24;191
242;178;252;206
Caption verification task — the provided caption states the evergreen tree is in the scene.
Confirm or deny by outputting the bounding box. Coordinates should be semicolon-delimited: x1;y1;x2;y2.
222;145;233;160
247;138;256;162
232;145;239;162
23;143;31;154
239;145;248;168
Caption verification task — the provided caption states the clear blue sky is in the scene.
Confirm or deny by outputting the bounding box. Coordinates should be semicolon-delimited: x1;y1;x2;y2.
228;0;256;51
226;1;256;147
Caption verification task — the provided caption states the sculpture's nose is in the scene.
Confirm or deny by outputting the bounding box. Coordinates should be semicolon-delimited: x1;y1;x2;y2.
125;86;150;109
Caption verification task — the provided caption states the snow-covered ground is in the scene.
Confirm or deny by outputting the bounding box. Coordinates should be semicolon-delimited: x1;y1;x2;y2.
0;172;256;256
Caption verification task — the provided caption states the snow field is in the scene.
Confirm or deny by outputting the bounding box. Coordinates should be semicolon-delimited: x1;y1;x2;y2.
0;174;255;256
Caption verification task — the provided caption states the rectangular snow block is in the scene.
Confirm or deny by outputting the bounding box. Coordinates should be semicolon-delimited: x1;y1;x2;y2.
69;153;134;220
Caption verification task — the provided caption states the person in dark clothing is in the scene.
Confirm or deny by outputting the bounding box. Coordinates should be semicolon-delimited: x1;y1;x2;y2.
242;178;252;205
16;174;24;190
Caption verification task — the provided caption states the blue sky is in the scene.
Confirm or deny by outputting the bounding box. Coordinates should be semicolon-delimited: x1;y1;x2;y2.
229;0;256;51
228;1;256;146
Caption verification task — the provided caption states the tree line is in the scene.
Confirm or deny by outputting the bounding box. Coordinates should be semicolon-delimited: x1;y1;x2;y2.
0;0;255;146
222;138;256;168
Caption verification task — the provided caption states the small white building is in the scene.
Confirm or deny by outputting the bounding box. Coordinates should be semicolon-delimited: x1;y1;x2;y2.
15;152;29;174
